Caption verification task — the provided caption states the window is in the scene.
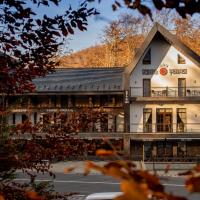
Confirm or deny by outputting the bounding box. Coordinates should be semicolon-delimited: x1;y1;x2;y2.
143;79;151;97
12;113;16;125
177;108;186;132
143;48;151;64
34;112;37;124
22;114;28;123
143;108;152;132
156;108;173;132
177;54;186;64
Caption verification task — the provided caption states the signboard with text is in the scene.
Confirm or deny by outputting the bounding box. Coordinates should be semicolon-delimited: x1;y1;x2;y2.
142;63;187;76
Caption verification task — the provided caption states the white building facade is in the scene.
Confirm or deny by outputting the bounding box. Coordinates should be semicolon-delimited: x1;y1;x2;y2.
124;23;200;161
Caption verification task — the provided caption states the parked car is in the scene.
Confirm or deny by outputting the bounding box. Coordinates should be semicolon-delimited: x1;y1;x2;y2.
85;192;122;200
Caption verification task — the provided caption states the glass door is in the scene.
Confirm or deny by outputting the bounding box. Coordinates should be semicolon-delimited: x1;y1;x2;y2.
156;108;173;132
143;79;151;97
178;78;186;97
177;108;186;132
143;108;152;132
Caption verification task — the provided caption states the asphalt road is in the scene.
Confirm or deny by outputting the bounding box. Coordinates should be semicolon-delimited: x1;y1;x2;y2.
15;172;200;200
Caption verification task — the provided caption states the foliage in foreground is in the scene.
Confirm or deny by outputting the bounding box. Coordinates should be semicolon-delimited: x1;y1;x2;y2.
83;148;200;200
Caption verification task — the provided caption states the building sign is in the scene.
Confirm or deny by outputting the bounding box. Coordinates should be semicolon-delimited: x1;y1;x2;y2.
11;108;74;113
45;109;74;112
159;67;168;76
11;109;28;113
124;90;129;104
169;69;187;75
142;69;157;75
142;63;187;76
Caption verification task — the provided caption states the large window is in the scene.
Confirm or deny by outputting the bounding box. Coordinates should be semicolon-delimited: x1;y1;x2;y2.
12;113;16;125
177;54;186;64
177;108;186;132
143;48;151;64
143;108;152;132
156;108;173;132
22;114;28;123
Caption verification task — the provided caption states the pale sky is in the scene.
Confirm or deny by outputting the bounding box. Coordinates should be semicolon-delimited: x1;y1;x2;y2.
66;1;142;53
32;0;145;53
30;1;199;53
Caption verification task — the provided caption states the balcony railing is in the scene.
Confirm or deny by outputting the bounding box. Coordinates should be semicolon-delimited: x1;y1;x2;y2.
130;123;200;133
130;87;200;97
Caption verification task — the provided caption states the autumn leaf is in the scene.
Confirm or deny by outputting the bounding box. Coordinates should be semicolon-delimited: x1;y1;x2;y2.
26;191;43;200
106;166;129;180
84;161;106;175
0;195;5;200
64;167;75;173
194;164;200;172
120;180;148;200
96;149;116;157
186;177;200;192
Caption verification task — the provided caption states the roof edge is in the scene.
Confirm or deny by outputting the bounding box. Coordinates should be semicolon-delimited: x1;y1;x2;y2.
124;22;200;89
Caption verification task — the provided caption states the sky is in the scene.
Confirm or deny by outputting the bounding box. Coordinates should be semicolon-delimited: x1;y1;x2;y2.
31;0;145;53
30;0;199;54
65;1;143;53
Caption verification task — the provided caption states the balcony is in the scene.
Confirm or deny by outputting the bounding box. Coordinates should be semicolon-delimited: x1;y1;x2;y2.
130;123;200;133
130;87;200;98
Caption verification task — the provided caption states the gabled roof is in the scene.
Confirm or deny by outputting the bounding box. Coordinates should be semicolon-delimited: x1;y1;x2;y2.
33;67;124;93
124;22;200;86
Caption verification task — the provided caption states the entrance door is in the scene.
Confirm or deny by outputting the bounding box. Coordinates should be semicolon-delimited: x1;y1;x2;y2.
143;79;151;97
178;78;186;97
156;109;173;132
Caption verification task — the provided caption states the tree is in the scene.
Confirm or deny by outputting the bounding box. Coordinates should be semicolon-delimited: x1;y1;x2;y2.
175;17;200;55
0;0;98;94
88;0;200;18
0;1;98;199
0;1;200;199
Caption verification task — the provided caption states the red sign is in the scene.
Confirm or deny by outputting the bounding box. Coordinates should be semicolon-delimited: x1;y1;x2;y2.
160;67;168;76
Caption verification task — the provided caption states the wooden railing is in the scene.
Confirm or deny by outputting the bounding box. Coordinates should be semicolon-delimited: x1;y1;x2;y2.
130;86;200;97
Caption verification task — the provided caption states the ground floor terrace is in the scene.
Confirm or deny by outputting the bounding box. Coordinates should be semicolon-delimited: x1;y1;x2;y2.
8;130;200;162
130;140;200;162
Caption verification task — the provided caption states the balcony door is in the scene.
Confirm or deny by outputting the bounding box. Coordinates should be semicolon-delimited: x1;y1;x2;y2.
143;79;151;97
156;108;173;132
143;108;152;132
178;78;186;97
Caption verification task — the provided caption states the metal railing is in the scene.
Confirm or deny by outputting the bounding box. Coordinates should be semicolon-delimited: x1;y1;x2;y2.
130;87;200;97
130;123;200;133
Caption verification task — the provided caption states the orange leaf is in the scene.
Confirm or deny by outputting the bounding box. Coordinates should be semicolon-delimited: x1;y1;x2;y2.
120;181;147;200
26;191;43;200
186;177;200;192
106;166;129;180
84;161;106;176
64;167;75;174
194;164;200;172
0;195;5;200
96;149;115;157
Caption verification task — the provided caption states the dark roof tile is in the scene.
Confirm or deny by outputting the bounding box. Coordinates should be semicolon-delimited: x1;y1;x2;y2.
33;68;124;92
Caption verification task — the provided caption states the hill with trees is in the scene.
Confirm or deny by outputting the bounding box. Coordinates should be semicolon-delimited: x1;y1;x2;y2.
58;12;200;68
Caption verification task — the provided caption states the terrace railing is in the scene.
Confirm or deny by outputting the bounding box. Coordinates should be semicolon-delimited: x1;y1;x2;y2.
130;123;200;133
130;87;200;97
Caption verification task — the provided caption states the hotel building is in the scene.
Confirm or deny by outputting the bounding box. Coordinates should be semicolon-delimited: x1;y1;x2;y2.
124;23;200;161
5;23;200;161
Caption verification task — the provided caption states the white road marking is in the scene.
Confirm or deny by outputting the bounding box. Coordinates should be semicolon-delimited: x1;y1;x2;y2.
163;183;184;187
14;179;120;185
14;178;185;187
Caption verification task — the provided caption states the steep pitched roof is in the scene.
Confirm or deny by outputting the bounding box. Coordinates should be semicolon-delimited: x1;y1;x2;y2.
33;67;124;93
124;22;200;89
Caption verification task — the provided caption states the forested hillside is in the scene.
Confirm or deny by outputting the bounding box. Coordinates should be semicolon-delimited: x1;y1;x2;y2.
58;13;200;68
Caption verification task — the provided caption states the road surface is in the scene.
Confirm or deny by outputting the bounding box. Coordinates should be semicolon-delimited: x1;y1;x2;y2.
15;172;200;200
